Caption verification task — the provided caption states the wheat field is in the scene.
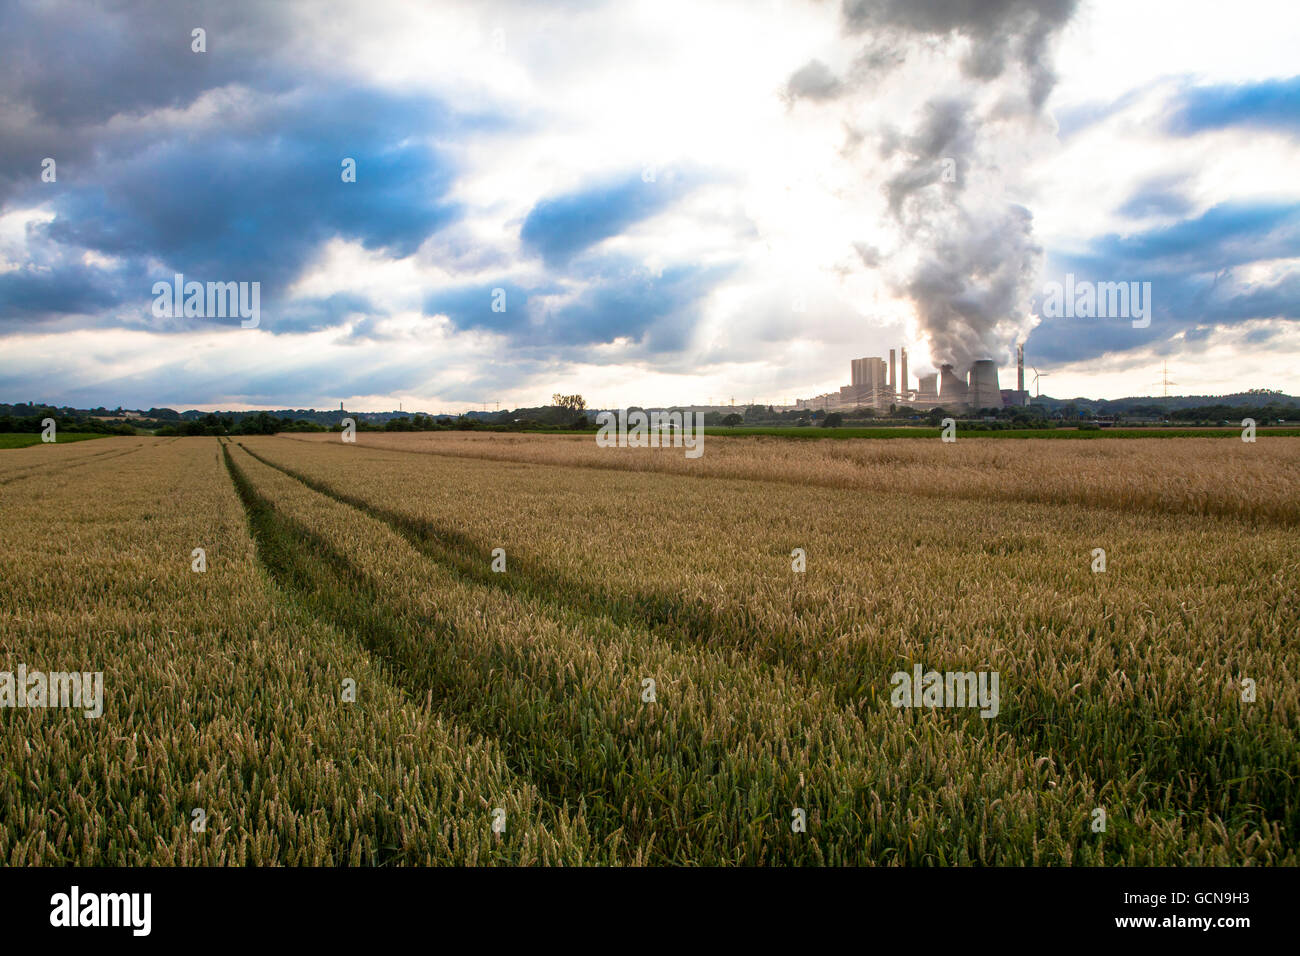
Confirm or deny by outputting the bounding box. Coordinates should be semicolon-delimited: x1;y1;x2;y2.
1;432;1296;864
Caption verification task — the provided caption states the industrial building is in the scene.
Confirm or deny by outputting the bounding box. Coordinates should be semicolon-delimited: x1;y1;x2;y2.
796;344;1031;413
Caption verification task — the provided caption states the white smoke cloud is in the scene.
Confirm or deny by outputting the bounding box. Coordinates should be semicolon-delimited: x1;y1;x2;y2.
787;0;1079;370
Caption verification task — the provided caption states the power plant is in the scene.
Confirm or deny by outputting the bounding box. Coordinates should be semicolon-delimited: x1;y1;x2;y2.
939;363;968;407
796;344;1031;412
968;359;1001;410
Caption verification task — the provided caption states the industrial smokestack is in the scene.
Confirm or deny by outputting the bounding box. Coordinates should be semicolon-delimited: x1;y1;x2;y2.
1016;344;1025;403
900;347;908;401
784;2;1074;384
889;349;896;392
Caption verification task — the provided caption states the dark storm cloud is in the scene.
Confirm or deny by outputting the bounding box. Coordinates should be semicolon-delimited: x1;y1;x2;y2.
1076;202;1300;272
0;263;130;319
0;0;294;124
0;86;469;330
277;292;380;334
1026;201;1300;364
46;88;460;276
425;258;734;353
1243;325;1282;346
0;0;735;401
424;280;552;337
0;0;500;334
520;171;701;268
1167;76;1300;137
549;261;735;351
0;0;298;207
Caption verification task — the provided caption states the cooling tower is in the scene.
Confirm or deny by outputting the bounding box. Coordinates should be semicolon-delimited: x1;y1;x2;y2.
939;364;967;405
968;359;1001;411
917;373;938;401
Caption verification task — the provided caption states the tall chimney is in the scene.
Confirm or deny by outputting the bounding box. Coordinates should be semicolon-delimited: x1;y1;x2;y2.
1016;344;1025;405
900;348;908;401
888;349;896;392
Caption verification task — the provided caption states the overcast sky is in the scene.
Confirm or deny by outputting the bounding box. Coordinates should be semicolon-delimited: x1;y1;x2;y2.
2;0;1298;411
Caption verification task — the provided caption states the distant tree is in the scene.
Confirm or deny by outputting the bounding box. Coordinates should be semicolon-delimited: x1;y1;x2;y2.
552;394;587;414
926;407;948;427
722;413;744;427
823;412;844;427
256;412;278;434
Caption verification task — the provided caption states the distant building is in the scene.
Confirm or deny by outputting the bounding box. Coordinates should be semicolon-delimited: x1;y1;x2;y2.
916;373;939;405
796;346;1022;413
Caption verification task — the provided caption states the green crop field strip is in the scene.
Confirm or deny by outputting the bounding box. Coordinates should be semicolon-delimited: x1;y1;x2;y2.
1;432;1296;865
0;433;108;450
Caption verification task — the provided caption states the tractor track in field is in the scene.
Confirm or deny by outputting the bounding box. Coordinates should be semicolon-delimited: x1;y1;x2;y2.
276;432;1300;529
239;438;1300;846
0;440;153;488
239;441;739;651
221;442;629;860
228;441;956;863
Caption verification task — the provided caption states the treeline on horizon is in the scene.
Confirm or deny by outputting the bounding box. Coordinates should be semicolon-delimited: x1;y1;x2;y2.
153;410;597;437
0;402;599;437
2;392;1298;437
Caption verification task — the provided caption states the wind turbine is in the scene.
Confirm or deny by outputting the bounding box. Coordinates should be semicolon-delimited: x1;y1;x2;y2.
1031;367;1049;399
